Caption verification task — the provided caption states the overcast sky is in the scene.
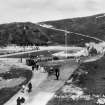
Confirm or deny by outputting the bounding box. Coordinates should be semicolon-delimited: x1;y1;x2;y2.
0;0;105;23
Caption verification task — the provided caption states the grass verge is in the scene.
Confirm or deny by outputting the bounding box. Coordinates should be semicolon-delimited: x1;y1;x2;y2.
47;55;105;105
0;67;32;105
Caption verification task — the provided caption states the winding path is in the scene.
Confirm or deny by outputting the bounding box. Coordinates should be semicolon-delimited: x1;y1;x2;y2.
38;24;104;42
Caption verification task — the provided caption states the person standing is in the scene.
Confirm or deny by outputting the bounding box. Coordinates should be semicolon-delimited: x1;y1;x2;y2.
55;68;60;80
36;64;39;71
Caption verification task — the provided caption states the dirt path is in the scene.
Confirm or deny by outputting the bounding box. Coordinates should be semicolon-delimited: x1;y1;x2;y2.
25;55;103;105
25;62;79;105
39;24;103;42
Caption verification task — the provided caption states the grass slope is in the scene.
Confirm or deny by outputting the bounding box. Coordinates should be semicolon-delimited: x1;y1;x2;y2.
0;67;32;105
0;22;49;46
47;55;105;105
41;13;105;42
78;56;105;95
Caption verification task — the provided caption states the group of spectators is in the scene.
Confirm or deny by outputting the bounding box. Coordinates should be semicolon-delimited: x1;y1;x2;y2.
28;56;60;80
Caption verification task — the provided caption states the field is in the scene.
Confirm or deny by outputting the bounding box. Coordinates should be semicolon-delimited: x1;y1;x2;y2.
0;58;32;105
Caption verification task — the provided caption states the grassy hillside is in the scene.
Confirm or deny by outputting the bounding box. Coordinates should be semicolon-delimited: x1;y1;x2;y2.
0;13;105;47
40;26;99;47
0;22;49;46
41;13;105;42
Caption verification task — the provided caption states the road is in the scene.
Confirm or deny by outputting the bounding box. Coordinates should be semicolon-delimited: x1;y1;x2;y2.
0;49;40;58
0;46;84;58
39;24;104;42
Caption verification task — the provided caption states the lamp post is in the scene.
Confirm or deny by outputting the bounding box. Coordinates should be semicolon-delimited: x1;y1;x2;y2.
65;31;68;58
23;26;26;51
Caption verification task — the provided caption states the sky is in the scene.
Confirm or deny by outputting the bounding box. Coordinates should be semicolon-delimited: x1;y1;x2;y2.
0;0;105;23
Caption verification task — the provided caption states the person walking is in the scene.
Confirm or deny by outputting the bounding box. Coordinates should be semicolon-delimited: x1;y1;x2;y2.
17;97;21;105
28;82;32;93
20;97;25;104
32;65;34;71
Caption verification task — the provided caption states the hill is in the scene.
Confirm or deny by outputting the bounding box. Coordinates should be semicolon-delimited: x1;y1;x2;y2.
40;13;105;42
0;22;49;46
0;13;105;46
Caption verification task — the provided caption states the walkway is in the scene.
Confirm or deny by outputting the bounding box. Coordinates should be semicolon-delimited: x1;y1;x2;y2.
4;70;48;105
5;61;79;105
0;46;83;58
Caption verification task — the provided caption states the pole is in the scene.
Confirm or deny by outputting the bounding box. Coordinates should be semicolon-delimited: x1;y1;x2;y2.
65;31;68;58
